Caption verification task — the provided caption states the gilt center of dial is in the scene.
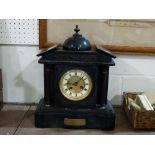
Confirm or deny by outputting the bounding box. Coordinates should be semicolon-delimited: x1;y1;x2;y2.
67;76;85;94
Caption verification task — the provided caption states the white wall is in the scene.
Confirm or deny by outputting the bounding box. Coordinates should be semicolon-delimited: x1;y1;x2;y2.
108;54;155;105
0;45;44;103
1;45;155;105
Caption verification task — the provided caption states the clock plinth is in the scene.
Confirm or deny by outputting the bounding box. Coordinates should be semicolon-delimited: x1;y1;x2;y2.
35;99;115;130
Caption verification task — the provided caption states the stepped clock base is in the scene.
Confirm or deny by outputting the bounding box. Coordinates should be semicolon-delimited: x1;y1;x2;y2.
35;99;115;130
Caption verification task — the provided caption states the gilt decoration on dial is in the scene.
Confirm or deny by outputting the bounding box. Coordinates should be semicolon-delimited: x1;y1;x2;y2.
59;69;93;101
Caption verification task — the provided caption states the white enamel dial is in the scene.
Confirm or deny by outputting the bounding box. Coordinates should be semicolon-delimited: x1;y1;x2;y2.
59;69;93;101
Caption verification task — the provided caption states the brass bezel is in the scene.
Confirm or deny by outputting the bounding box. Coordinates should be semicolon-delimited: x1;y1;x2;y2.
59;69;93;101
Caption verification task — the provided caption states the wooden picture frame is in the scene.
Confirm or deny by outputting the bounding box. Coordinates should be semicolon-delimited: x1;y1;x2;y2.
39;19;155;55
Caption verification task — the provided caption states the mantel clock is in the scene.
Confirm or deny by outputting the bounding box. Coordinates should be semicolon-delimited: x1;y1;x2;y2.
35;25;116;130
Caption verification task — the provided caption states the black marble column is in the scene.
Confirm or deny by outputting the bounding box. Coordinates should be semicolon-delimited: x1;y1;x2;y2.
99;66;109;105
44;65;54;106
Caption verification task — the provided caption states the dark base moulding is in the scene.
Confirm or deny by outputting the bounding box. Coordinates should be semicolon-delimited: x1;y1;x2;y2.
35;99;115;130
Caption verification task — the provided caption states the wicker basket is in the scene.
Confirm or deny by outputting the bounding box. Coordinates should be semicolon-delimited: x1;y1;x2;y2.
123;92;155;129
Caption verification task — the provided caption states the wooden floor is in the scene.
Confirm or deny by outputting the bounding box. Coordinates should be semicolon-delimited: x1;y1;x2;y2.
0;104;155;135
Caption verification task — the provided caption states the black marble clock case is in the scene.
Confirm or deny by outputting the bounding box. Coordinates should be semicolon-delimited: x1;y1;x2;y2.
35;45;116;130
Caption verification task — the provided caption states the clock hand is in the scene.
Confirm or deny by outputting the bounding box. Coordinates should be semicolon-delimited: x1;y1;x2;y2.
67;82;72;85
79;85;84;90
72;76;84;86
72;81;78;86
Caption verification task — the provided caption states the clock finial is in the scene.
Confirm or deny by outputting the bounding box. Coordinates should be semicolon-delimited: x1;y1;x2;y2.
73;25;82;37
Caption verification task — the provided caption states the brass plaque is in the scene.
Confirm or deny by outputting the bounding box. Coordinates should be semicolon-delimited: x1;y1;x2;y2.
64;118;86;126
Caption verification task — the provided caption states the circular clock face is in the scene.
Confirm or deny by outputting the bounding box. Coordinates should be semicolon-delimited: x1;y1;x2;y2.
59;69;93;101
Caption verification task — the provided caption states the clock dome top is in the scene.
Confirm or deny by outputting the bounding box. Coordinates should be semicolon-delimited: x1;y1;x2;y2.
63;25;91;51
